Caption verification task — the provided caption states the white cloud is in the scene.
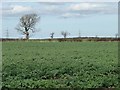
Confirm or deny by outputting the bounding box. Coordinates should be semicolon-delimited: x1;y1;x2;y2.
61;13;83;18
11;5;33;13
39;2;66;5
68;3;105;11
44;5;57;11
2;2;118;18
2;5;35;17
60;2;118;18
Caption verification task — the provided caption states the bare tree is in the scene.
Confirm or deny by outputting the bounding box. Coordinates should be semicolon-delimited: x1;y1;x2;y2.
61;31;70;38
95;35;98;38
78;30;81;37
50;32;54;39
115;33;118;38
16;13;40;39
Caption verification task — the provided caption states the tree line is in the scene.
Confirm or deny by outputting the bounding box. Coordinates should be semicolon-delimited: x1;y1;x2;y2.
15;13;72;40
15;13;119;40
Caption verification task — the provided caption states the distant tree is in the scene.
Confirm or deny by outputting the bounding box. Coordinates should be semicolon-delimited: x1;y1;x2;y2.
61;31;70;38
78;30;81;37
95;35;98;38
50;32;55;39
115;33;118;38
16;13;40;39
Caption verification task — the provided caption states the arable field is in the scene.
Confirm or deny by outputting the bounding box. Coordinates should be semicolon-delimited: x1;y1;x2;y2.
2;41;119;88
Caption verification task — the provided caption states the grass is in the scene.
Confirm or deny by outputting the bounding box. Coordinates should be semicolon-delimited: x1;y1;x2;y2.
2;41;119;88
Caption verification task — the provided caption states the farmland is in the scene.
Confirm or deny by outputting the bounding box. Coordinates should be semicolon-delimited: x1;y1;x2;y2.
2;41;119;88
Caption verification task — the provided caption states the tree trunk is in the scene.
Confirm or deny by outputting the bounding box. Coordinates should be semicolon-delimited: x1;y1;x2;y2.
64;35;66;38
26;31;29;40
51;35;53;39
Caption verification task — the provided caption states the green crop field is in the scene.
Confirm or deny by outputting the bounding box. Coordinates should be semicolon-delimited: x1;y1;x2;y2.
2;41;119;88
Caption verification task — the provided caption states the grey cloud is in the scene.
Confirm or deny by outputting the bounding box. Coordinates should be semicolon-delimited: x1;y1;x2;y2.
1;2;118;18
60;2;118;18
38;2;66;5
2;4;37;17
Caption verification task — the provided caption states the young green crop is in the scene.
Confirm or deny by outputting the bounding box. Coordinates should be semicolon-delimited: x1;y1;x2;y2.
2;41;119;88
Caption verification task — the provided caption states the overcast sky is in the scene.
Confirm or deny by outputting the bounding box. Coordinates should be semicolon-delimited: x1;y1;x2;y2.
1;1;118;39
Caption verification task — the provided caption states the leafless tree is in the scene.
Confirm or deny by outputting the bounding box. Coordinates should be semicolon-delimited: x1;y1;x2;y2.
115;33;118;38
78;30;81;37
16;13;40;39
50;32;54;39
61;31;70;38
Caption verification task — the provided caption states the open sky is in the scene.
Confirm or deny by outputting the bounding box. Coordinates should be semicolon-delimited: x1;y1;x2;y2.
1;1;118;39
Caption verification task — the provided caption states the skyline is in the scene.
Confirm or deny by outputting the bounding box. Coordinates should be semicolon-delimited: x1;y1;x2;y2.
1;2;118;39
